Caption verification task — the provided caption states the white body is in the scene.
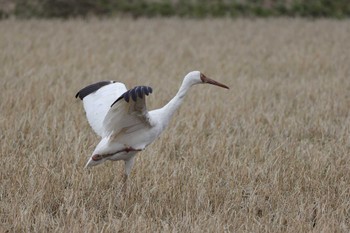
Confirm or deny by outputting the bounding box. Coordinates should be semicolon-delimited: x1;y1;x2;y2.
76;71;229;177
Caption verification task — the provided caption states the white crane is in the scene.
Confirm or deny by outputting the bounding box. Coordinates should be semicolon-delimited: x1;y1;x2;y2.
75;71;229;180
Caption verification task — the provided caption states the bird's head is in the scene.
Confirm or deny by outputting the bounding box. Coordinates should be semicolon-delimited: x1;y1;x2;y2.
184;71;229;89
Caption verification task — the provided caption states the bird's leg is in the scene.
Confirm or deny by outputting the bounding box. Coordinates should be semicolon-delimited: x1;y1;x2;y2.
124;157;135;179
122;157;135;194
91;147;142;162
124;146;142;153
121;173;128;194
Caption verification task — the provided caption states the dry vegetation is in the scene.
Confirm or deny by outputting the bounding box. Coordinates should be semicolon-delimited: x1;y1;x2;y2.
1;18;350;232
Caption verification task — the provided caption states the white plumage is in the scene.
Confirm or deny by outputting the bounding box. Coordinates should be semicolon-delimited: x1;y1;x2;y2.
76;71;229;179
82;82;127;137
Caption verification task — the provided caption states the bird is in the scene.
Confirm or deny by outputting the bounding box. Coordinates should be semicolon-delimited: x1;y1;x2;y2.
75;71;229;180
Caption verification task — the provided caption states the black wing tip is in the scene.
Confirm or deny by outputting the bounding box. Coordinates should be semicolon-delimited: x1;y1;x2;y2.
111;85;153;107
75;81;115;100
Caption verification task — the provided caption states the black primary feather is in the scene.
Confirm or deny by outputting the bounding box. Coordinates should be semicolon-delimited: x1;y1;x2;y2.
130;88;137;102
75;81;115;100
136;86;143;98
123;90;130;102
111;86;153;107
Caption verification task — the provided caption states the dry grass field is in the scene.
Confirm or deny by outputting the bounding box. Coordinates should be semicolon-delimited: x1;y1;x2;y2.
1;18;350;232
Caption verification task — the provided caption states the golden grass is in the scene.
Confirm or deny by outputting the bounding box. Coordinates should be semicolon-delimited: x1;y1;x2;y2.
1;18;350;232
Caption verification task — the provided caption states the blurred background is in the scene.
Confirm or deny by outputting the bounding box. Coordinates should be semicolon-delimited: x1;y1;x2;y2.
1;0;350;19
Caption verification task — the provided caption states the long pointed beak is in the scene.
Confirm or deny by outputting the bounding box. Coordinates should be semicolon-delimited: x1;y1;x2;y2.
200;73;229;89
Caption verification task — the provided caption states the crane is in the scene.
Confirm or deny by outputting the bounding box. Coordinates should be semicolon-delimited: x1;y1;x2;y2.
75;71;229;180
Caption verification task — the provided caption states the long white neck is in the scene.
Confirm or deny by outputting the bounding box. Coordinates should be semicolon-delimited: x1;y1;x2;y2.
156;79;193;128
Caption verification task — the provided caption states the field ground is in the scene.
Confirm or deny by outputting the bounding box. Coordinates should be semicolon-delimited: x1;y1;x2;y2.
1;18;350;232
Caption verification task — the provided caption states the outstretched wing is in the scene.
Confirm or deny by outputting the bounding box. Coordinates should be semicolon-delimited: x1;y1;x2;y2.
103;86;153;139
76;81;127;137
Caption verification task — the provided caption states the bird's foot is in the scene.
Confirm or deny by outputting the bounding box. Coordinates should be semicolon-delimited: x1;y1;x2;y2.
91;147;141;161
92;154;103;161
124;146;142;153
123;174;128;183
